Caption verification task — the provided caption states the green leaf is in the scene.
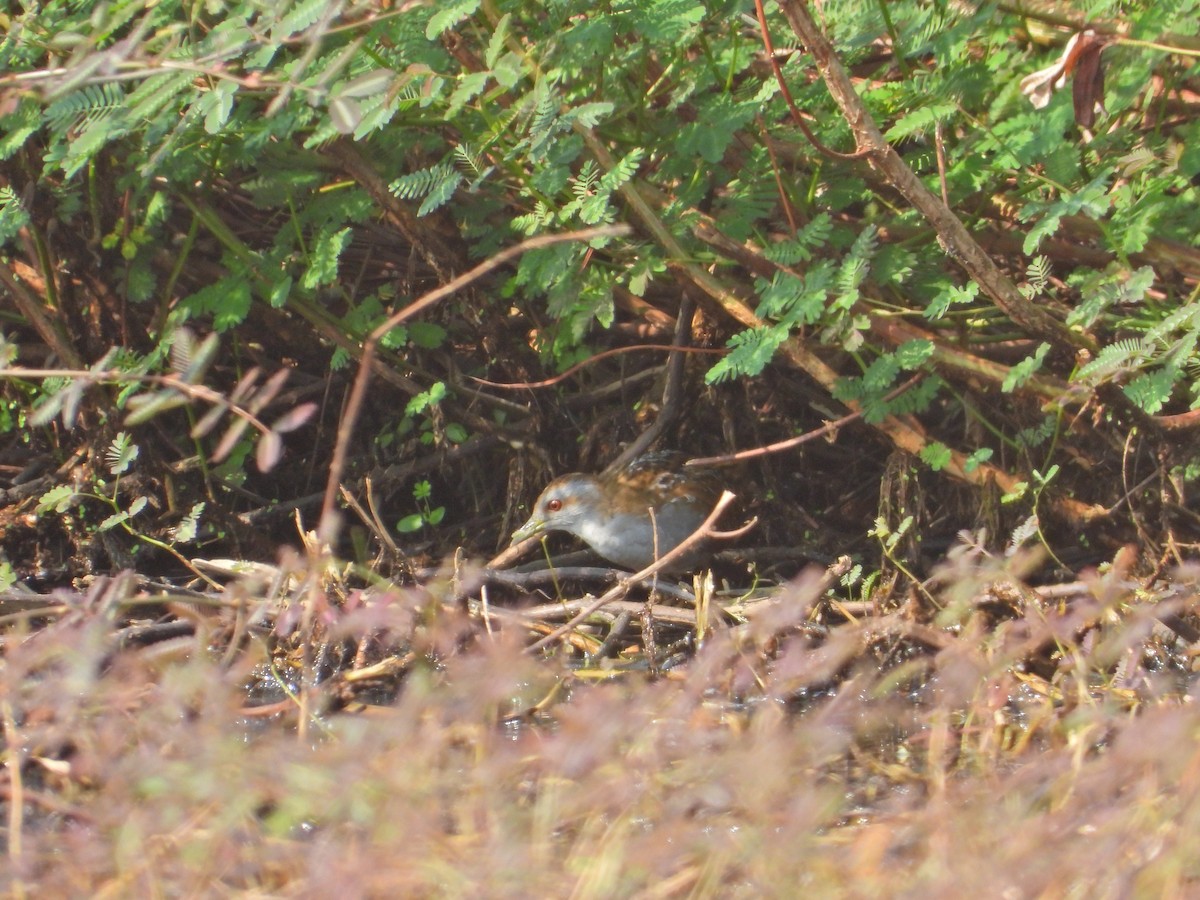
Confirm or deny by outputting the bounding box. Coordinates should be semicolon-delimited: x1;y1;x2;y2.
561;102;613;129
1123;367;1176;415
180;279;252;331
920;442;953;471
1002;342;1050;393
396;513;425;533
0;185;32;248
705;326;788;383
884;101;958;142
406;381;447;415
762;214;833;265
863;353;901;391
418;170;463;216
925;281;979;320
172;502;206;544
99;509;132;532
895;339;934;369
277;0;329;37
755;266;831;325
302;227;351;289
106;432;139;475
0;98;41;161
964;448;994;473
408;322;447;349
268;276;293;309
199;80;238;134
38;485;78;514
1020;170;1113;254
447;71;491;118
427;0;481;39
485;14;512;68
1067;266;1156;330
632;0;704;42
674;95;756;163
1001;482;1030;504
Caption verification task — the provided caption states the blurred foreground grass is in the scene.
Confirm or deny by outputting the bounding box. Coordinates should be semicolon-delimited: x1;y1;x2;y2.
2;550;1198;896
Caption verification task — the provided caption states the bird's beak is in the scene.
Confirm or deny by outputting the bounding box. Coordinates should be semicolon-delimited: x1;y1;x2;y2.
510;515;545;546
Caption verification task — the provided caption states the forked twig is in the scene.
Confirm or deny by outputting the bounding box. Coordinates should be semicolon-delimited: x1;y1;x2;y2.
525;491;755;653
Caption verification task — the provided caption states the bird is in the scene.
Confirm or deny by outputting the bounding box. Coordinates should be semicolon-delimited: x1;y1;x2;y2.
509;451;723;572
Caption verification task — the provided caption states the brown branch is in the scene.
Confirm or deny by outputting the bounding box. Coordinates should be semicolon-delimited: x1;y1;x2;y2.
867;316;1074;403
753;0;870;161
775;0;1094;353
0;264;84;370
576;115;1067;496
686;375;922;469
605;294;697;475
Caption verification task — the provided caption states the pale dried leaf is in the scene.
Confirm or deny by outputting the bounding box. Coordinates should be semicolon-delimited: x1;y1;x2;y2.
229;367;262;404
272;402;317;434
212;416;252;463
248;368;290;413
257;430;283;471
190;401;228;439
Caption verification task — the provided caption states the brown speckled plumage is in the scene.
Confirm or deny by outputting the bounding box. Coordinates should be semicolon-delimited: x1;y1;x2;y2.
510;451;721;572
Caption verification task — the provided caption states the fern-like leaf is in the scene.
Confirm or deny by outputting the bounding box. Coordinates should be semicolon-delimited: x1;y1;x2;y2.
106;432;139;476
44;83;125;131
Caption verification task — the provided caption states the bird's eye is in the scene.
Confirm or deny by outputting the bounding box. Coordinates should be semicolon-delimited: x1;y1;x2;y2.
547;498;563;512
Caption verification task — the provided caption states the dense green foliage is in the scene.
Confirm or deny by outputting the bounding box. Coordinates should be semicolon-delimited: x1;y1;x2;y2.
1;0;1199;566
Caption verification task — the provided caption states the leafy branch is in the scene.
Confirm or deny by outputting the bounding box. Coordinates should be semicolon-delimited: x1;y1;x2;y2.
3;330;315;473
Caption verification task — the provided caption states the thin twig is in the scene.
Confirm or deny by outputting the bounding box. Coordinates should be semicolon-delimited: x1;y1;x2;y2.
686;375;922;468
606;293;697;475
526;491;754;653
321;225;629;537
752;0;871;161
